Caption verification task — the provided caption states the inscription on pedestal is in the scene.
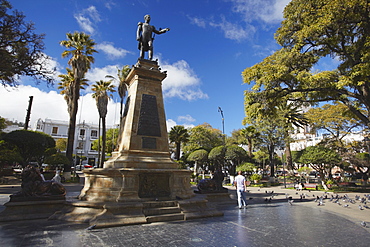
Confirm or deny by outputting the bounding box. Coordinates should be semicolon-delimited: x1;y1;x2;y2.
137;94;161;137
142;137;156;149
139;173;170;198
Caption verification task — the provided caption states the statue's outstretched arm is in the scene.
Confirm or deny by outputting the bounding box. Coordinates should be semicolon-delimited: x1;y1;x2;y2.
153;27;170;35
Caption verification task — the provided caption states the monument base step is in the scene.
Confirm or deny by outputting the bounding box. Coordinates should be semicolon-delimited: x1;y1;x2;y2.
0;200;65;222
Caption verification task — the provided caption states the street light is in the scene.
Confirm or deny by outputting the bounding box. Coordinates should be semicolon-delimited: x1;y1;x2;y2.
218;107;225;144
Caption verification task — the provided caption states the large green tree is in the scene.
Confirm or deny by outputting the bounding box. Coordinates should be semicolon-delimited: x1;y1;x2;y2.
187;149;208;176
225;144;248;176
169;125;189;160
183;123;223;155
299;145;341;189
244;0;370;132
60;32;97;172
208;145;225;171
305;103;362;152
253;118;286;177
3;130;55;166
0;0;54;86
92;80;116;168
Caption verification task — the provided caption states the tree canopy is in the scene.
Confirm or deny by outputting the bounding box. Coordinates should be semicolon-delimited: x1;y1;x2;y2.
243;0;370;130
183;123;223;154
0;0;55;86
3;130;55;166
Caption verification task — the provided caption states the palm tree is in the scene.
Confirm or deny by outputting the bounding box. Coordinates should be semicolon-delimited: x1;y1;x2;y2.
240;126;259;158
58;68;88;115
277;102;309;170
59;32;97;171
106;65;131;148
169;125;189;160
92;80;116;168
106;65;131;120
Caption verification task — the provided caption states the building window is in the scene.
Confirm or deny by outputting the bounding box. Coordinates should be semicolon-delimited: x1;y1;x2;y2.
77;141;84;149
91;130;98;138
80;129;85;136
90;143;95;151
52;127;58;135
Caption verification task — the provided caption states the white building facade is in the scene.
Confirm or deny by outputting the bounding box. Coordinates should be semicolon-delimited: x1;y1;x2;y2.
34;118;111;166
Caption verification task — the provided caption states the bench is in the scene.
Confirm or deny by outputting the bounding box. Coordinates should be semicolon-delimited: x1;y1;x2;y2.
303;184;318;190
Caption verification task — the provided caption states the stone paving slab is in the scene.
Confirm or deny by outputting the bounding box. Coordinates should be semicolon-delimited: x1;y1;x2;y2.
1;183;370;246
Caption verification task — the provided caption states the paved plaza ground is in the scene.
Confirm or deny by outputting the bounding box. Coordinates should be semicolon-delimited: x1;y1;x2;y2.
1;182;370;247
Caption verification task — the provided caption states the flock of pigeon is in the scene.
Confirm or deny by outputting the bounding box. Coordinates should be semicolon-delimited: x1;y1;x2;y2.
257;188;370;229
282;190;370;229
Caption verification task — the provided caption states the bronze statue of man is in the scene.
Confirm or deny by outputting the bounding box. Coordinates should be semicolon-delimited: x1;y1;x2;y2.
137;14;170;60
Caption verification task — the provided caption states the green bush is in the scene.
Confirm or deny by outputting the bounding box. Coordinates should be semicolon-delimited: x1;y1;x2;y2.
250;173;262;182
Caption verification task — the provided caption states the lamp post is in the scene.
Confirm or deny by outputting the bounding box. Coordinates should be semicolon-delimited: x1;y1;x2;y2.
218;107;225;173
218;107;225;144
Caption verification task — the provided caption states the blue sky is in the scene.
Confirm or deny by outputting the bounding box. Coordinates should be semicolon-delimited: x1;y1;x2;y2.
0;0;291;135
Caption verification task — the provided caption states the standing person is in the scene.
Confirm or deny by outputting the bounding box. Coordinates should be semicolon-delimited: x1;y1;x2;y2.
234;171;248;209
137;14;170;60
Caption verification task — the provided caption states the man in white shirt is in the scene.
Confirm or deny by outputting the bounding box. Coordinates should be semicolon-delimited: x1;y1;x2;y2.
234;171;248;209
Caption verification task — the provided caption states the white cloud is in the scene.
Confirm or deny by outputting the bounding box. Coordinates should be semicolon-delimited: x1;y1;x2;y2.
166;118;195;132
188;15;255;42
177;114;195;123
188;0;290;41
160;60;208;101
96;42;131;60
187;16;206;28
228;0;290;24
84;65;121;92
0;85;121;129
74;6;101;34
166;119;177;132
209;16;254;42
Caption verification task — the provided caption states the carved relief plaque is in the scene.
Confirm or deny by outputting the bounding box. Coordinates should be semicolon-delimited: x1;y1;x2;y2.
138;173;170;198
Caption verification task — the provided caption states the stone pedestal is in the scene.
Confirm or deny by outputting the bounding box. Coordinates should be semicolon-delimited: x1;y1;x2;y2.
51;59;223;227
78;59;194;202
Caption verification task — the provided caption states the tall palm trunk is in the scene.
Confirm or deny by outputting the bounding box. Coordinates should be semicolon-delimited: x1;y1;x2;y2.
247;138;253;158
100;116;106;168
97;117;101;167
65;78;80;172
285;143;293;170
175;142;181;160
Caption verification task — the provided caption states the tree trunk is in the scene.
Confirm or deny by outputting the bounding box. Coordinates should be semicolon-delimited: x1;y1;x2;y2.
175;142;181;160
285;143;293;170
65;78;80;173
269;145;275;177
248;139;253;158
100;116;106;168
97;117;101;167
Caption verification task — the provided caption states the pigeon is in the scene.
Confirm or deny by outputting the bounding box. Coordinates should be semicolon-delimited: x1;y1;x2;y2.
288;199;294;206
361;221;367;228
343;204;349;208
86;224;96;230
364;205;370;209
359;205;364;210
